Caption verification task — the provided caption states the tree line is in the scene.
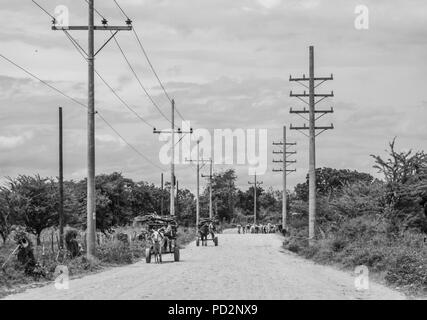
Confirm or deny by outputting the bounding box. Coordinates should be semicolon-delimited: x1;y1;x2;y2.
1;139;426;247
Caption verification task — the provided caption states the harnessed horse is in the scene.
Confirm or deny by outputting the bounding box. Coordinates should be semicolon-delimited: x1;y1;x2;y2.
150;229;164;263
199;224;209;246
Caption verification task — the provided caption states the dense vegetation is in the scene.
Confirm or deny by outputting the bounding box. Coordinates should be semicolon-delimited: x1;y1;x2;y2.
0;168;285;247
284;139;427;295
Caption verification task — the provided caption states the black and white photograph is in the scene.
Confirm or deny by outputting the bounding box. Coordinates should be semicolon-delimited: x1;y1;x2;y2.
0;0;426;304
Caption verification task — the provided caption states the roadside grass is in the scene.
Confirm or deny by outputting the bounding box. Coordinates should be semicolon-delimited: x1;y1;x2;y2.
0;226;196;299
282;227;427;297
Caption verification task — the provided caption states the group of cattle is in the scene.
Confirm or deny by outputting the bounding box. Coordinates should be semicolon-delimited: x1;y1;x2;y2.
237;223;278;234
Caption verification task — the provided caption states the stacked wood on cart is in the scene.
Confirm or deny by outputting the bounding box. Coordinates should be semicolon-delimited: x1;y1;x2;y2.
133;214;180;264
196;218;218;247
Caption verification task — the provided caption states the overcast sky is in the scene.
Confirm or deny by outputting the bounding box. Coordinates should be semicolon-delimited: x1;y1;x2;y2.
0;0;426;192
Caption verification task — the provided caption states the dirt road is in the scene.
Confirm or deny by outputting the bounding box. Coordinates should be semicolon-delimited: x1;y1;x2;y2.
3;230;405;300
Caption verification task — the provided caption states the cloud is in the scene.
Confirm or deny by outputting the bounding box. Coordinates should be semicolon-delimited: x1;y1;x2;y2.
0;135;28;149
257;0;282;9
0;0;426;191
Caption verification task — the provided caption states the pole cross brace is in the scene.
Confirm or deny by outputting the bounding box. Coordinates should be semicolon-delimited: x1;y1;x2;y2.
290;107;334;114
290;124;334;131
290;91;334;98
273;160;297;164
52;26;133;31
289;74;333;82
153;128;193;134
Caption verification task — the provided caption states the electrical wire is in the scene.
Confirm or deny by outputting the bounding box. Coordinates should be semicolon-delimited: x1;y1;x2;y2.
112;33;174;127
0;53;165;171
112;0;187;122
62;30;156;128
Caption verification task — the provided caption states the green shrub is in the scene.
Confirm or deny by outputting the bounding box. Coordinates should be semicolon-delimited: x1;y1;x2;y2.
287;242;301;253
97;240;132;264
385;249;427;293
330;237;347;252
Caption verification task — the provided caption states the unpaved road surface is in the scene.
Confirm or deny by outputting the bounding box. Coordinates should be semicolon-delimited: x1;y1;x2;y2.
4;230;405;300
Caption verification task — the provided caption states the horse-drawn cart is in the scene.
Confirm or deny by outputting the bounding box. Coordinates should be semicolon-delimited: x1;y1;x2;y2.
133;214;180;263
196;218;219;247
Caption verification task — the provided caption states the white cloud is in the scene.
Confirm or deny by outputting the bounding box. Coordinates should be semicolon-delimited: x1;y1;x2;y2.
0;132;33;149
95;134;126;147
257;0;282;9
0;135;25;149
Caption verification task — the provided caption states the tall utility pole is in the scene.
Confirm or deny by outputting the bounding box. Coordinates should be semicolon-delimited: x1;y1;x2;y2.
186;141;211;228
201;159;213;219
51;0;132;258
58;107;64;249
289;46;334;244
160;173;164;216
154;100;192;216
248;173;263;225
272;126;296;230
176;179;179;216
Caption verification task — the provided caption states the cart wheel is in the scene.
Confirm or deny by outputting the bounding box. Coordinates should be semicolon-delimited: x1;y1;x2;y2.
196;239;200;246
145;248;151;263
214;237;218;246
174;248;180;262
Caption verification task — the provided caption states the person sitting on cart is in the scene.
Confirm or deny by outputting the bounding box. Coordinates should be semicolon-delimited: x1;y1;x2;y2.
162;223;174;250
208;222;215;239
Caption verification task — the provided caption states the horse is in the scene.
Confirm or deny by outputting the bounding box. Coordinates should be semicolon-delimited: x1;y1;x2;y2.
150;229;164;263
250;225;256;234
199;224;209;246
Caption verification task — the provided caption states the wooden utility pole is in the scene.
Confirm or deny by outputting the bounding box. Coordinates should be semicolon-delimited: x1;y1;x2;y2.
272;126;296;229
171;101;175;216
248;173;263;225
58;107;64;249
51;0;132;257
176;179;179;216
154;100;192;216
160;173;164;216
201;159;213;219
186;141;210;229
289;46;334;244
196;143;200;228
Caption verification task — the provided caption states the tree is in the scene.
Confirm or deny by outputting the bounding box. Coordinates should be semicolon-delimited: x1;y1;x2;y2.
0;187;14;245
176;188;196;226
295;168;374;201
75;173;139;234
8;175;58;245
371;139;427;231
209;169;238;222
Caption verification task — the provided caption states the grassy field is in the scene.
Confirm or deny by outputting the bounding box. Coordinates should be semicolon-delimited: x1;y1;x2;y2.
0;226;196;298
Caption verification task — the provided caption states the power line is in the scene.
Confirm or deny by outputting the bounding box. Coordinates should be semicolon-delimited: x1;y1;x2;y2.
96;113;164;171
32;0;55;21
83;0;107;22
113;0;187;122
132;29;186;121
113;0;130;20
112;33;174;127
95;71;155;128
132;30;171;103
35;0;185;126
62;28;156;129
0;53;87;109
0;53;165;171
